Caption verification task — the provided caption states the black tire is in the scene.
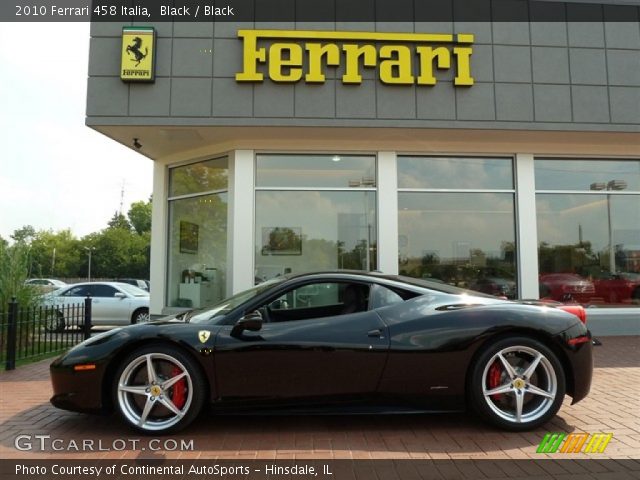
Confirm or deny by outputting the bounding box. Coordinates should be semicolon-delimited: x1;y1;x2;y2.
632;287;640;304
468;336;565;431
131;308;150;324
44;310;65;333
113;345;206;434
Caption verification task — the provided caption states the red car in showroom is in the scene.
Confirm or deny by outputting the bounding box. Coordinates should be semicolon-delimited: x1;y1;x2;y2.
592;272;640;305
539;273;595;304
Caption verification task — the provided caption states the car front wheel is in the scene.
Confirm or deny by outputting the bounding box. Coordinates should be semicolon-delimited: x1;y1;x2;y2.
469;337;565;431
113;345;205;433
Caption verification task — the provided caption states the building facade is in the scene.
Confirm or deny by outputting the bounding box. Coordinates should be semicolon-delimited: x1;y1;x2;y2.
87;1;640;335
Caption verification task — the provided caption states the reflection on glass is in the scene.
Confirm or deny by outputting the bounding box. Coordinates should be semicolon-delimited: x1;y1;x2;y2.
169;157;229;197
535;159;640;191
256;154;376;188
398;193;517;298
255;191;377;281
536;194;640;307
167;193;228;308
398;157;514;189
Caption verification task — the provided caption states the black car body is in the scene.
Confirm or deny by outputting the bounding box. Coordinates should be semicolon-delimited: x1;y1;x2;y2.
50;272;592;433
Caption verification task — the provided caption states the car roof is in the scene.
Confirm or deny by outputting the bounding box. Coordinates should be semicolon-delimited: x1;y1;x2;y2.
278;270;494;297
63;281;131;288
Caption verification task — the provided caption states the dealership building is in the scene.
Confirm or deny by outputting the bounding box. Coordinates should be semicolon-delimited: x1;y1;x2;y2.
86;1;640;334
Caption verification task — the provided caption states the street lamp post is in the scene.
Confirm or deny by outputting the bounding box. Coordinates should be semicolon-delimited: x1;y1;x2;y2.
589;180;627;274
84;246;96;282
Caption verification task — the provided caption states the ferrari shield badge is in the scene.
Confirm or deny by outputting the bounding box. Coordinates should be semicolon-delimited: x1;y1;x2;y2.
198;330;211;343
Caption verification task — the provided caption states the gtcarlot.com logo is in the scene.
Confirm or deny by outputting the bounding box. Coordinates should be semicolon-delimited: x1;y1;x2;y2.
537;432;613;454
14;435;194;452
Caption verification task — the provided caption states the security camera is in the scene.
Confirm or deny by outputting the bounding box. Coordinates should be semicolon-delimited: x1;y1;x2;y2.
133;138;142;149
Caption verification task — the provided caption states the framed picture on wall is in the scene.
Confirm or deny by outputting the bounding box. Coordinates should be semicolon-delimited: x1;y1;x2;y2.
180;221;199;254
261;227;302;255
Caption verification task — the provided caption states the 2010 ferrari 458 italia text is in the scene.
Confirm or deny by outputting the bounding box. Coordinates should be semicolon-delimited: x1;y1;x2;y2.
50;272;593;433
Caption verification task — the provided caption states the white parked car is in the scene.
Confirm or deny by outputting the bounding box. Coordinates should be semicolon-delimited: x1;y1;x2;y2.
25;278;68;293
44;282;150;329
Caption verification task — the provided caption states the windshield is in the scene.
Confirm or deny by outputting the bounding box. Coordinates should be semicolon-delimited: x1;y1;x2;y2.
189;278;284;323
117;283;149;297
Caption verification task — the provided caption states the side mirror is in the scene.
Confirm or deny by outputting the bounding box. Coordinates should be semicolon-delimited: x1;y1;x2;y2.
114;292;127;299
231;310;263;337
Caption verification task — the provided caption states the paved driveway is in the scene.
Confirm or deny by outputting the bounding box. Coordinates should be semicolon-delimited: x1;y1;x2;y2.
1;337;638;460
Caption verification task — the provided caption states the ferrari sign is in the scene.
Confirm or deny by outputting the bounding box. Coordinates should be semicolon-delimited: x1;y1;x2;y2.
120;26;156;82
236;29;474;86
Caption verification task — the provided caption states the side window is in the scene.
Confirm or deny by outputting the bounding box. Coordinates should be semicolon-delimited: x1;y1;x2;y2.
369;284;405;309
265;282;369;322
62;286;90;297
89;285;119;298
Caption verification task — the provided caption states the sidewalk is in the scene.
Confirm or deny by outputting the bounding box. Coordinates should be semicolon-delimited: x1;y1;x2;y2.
1;336;638;460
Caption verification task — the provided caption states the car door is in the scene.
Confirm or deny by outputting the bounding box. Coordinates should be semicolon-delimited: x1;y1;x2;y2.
88;284;131;325
213;281;390;403
56;285;91;312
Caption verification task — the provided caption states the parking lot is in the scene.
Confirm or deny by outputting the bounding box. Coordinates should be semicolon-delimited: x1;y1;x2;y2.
1;336;638;461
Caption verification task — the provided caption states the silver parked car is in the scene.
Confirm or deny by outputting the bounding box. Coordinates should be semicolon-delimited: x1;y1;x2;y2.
25;278;68;293
44;282;150;329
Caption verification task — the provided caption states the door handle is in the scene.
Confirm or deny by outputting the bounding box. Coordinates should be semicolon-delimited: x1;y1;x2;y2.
367;329;383;338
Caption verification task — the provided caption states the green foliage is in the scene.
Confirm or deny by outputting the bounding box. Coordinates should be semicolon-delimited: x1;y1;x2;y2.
128;199;152;235
84;228;150;279
10;225;36;243
29;229;82;278
107;211;132;231
0;241;42;311
5;198;152;282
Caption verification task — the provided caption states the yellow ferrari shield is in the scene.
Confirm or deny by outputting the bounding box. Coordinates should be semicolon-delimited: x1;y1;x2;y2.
121;26;156;82
198;330;211;343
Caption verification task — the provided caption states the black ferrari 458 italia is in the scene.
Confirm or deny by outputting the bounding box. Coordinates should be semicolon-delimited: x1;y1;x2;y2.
50;271;593;433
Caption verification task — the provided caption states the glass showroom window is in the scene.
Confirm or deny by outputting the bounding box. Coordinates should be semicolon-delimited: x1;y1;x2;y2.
398;157;517;298
167;157;228;308
535;159;640;307
255;154;377;282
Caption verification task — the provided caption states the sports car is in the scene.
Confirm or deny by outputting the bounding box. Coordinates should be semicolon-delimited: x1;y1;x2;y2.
50;271;593;434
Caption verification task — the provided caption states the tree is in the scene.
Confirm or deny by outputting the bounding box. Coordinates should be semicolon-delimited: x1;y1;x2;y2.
29;229;82;278
0;241;42;311
107;211;131;231
84;228;149;278
11;225;36;244
128;199;152;235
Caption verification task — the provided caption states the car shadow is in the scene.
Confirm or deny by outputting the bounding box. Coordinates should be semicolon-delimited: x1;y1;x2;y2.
0;401;576;458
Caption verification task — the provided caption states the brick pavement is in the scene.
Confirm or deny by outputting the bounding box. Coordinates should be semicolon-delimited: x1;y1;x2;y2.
1;336;638;461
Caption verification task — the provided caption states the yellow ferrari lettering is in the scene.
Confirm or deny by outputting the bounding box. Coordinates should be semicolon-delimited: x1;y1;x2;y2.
379;45;414;84
235;30;474;87
269;43;303;82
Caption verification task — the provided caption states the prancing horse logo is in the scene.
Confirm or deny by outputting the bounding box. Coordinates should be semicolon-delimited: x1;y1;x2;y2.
198;331;211;343
126;37;148;66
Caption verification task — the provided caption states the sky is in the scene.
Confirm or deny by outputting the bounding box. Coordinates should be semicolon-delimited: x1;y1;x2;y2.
0;22;153;240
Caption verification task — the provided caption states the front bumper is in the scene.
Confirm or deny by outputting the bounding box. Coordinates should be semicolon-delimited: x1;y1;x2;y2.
50;356;106;414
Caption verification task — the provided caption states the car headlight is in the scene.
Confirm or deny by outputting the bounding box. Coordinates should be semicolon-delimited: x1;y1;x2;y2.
82;328;122;346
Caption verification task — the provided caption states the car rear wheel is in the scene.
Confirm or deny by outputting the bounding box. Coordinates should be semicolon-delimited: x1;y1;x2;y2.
131;308;150;324
44;310;65;333
469;337;565;431
114;345;205;433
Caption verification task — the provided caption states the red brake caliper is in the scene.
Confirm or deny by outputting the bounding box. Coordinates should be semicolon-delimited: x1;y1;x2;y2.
488;361;502;401
170;366;186;409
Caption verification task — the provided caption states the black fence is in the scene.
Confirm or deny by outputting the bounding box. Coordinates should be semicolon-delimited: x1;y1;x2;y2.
1;297;92;370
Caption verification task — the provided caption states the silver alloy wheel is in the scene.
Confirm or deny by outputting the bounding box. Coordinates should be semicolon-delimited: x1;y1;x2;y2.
117;353;193;431
134;310;150;323
481;345;557;424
